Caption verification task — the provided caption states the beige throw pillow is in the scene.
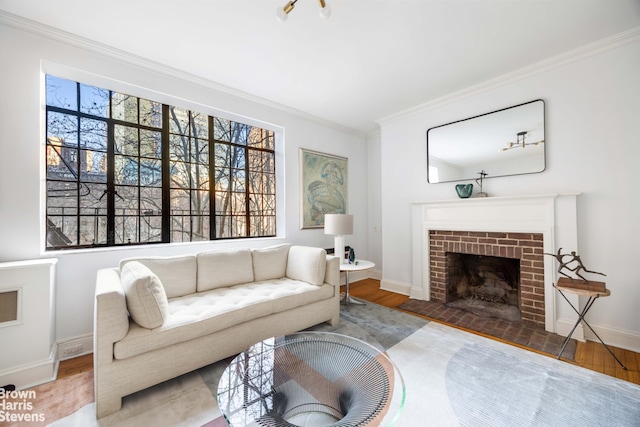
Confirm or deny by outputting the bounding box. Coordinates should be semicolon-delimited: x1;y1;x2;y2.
252;244;291;281
120;255;196;298
197;248;254;291
120;261;169;329
286;246;327;286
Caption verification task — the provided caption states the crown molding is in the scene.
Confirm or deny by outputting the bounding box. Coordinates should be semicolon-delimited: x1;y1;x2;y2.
376;26;640;127
0;10;365;138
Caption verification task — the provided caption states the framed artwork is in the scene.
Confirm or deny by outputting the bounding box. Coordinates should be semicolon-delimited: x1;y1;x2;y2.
299;148;348;229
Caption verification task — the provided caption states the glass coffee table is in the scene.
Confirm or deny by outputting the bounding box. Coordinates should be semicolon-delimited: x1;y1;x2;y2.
217;332;405;426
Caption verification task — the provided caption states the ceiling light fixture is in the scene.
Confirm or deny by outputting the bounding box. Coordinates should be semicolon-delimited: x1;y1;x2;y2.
502;131;545;151
276;0;331;22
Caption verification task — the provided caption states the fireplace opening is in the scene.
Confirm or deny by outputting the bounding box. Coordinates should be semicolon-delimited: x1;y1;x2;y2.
429;230;545;327
445;253;521;322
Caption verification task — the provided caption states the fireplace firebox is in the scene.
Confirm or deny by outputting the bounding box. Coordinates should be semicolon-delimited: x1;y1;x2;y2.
430;230;545;327
445;253;521;321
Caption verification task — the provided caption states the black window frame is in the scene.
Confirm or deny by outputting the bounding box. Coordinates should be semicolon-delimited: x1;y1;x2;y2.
45;75;276;251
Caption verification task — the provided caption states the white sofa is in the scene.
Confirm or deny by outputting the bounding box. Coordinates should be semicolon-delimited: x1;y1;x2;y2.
93;244;340;418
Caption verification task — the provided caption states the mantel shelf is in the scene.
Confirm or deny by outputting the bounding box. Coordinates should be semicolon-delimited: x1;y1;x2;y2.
410;192;581;206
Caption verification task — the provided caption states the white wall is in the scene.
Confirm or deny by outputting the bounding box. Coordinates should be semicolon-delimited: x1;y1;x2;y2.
366;131;383;277
0;18;369;344
378;31;640;352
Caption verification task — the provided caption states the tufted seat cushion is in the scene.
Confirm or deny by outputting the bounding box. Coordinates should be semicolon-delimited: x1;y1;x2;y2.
113;278;334;360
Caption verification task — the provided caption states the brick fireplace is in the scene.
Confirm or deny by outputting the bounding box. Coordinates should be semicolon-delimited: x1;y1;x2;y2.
429;230;545;327
410;194;581;336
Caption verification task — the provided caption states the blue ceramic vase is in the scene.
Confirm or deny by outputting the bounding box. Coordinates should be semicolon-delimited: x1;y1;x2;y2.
455;183;473;198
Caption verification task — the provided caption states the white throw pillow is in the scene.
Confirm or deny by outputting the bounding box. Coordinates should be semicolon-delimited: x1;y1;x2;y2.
120;261;169;329
286;246;327;286
197;248;254;291
120;255;197;298
252;244;291;281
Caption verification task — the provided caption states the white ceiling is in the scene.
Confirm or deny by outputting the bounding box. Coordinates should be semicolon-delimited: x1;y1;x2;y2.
2;0;639;134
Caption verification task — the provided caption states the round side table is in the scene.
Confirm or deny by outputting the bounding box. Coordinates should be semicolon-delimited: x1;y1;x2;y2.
339;260;375;306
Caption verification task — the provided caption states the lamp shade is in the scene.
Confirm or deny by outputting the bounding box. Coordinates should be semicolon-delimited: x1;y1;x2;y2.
324;214;353;236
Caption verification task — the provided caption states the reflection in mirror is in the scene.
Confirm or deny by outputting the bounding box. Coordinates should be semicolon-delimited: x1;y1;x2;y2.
427;99;545;183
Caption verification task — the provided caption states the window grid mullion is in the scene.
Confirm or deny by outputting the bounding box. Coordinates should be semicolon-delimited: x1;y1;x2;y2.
137;126;142;243
106;91;116;245
74;82;82;246
244;145;250;237
161;104;171;243
209;116;215;239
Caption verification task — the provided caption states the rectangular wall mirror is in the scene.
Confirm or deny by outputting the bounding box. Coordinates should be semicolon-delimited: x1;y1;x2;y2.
426;99;545;183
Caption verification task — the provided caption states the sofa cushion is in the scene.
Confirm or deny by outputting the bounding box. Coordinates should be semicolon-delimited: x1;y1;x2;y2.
252;244;291;281
113;278;334;360
120;255;197;299
286;246;327;286
197;248;254;292
120;261;169;329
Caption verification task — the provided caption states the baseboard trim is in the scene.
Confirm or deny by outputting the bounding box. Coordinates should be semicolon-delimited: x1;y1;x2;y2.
380;279;411;296
342;268;381;285
552;316;640;354
555;317;585;341
56;334;93;361
0;345;57;390
584;323;640;354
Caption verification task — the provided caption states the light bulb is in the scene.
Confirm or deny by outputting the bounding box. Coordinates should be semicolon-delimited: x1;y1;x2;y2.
276;1;295;22
276;6;289;22
319;4;331;19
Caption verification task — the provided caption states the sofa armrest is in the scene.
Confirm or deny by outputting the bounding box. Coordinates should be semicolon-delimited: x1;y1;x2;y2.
324;255;340;288
94;268;130;363
94;268;130;418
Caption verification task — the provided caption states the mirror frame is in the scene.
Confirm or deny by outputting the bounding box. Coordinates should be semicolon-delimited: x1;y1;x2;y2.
426;99;546;184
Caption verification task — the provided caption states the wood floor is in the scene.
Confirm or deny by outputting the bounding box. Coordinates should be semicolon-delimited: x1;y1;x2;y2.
347;278;640;385
57;353;94;380
55;278;639;388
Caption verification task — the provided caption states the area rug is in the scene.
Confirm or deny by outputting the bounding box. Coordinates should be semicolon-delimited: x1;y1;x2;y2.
14;302;640;426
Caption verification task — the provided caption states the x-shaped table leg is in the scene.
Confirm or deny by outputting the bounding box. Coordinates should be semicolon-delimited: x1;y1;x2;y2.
555;285;627;370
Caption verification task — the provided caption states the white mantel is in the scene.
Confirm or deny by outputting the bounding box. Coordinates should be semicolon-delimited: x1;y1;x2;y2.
411;193;582;337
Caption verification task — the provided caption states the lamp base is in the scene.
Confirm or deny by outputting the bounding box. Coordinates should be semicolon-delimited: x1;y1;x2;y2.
334;235;346;264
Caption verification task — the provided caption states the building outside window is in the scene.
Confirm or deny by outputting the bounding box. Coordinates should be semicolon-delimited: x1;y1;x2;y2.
45;75;276;250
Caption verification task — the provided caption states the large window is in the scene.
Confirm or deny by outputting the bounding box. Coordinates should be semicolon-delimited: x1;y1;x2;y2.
45;75;276;250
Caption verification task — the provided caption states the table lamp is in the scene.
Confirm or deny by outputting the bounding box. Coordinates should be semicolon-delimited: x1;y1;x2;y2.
324;214;353;264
